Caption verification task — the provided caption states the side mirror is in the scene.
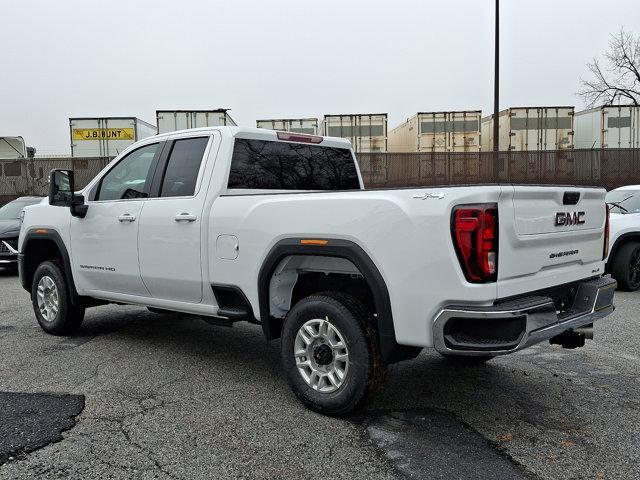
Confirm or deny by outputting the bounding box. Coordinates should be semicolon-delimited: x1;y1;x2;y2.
48;169;88;218
49;169;73;206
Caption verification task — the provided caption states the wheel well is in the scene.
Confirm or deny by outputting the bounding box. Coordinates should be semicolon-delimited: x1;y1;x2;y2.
607;234;640;271
22;239;64;290
292;272;375;315
268;254;373;317
258;238;404;364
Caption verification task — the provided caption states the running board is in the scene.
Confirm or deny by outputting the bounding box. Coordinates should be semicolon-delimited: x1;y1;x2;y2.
202;307;251;328
216;307;250;320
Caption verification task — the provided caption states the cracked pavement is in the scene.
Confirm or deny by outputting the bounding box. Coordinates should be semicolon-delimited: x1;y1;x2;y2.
0;270;638;479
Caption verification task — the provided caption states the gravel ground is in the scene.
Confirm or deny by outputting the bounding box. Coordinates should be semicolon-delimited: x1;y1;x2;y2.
0;270;638;479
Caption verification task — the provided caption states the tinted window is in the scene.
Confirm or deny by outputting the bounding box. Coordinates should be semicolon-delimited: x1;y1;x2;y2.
97;144;158;201
228;139;359;190
160;137;209;197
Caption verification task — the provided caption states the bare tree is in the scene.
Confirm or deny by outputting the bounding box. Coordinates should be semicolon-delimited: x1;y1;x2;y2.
579;28;640;107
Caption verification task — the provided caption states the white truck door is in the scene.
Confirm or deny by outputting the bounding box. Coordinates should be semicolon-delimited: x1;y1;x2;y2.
138;135;215;304
70;142;161;296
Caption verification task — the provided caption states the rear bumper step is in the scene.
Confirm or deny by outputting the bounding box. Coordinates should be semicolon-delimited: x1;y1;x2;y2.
433;276;616;356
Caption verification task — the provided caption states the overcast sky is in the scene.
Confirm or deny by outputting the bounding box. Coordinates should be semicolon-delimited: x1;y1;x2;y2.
2;0;640;155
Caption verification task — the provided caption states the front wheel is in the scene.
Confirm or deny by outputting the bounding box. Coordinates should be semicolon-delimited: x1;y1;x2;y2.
610;242;640;291
280;292;385;416
31;261;85;335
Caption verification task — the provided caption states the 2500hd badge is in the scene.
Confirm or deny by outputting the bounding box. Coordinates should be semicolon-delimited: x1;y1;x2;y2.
79;264;116;272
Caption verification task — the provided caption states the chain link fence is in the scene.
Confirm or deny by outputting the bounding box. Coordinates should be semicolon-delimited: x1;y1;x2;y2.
358;148;640;191
0;157;111;205
2;149;640;206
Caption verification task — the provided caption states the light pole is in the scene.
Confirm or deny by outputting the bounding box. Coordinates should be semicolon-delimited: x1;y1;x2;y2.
493;0;500;178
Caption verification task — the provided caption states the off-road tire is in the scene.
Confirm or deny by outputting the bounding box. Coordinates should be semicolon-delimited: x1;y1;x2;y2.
281;292;386;416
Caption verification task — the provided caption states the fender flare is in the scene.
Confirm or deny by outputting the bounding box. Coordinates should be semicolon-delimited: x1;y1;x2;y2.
20;228;80;304
257;238;399;363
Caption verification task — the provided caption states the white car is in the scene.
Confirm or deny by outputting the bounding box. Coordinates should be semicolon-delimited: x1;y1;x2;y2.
606;185;640;290
18;127;616;415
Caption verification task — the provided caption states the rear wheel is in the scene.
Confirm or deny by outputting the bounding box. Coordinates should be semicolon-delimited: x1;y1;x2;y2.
610;242;640;291
31;261;85;335
280;292;385;416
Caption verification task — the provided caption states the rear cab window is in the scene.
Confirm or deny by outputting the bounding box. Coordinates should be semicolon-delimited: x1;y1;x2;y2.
227;138;360;191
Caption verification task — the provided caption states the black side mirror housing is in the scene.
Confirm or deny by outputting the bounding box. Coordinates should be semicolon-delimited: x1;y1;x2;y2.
71;194;88;218
48;169;88;218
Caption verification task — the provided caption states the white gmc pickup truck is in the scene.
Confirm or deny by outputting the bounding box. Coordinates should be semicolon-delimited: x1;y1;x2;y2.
19;127;616;415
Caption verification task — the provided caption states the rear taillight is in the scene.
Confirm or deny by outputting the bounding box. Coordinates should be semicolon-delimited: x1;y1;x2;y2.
603;204;610;260
451;203;499;283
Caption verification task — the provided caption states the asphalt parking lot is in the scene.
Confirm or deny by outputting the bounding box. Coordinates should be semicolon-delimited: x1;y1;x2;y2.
0;270;638;480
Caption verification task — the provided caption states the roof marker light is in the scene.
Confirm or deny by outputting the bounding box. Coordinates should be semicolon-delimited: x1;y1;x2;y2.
277;131;323;144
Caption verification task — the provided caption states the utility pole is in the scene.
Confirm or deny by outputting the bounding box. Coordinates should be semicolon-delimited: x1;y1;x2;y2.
493;0;500;179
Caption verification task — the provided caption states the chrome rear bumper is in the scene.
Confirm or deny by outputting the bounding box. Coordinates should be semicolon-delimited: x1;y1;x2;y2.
433;276;616;356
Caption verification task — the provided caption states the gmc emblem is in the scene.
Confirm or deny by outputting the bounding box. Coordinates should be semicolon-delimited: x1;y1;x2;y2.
555;211;586;226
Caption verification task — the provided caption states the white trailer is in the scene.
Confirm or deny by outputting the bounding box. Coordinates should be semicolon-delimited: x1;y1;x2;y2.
0;136;28;159
574;105;640;149
256;118;318;135
481;107;574;151
388;111;481;152
320;114;387;152
156;109;236;134
69;117;157;158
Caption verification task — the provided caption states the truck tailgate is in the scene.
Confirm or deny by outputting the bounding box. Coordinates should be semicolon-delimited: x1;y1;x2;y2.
497;186;607;298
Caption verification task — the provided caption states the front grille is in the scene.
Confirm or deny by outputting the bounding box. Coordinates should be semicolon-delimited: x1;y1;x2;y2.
0;242;10;254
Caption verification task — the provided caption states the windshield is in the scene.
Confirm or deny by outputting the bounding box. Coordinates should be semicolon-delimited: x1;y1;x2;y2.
606;190;640;214
0;199;39;220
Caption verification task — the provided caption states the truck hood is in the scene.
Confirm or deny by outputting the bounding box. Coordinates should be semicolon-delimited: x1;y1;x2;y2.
0;219;21;237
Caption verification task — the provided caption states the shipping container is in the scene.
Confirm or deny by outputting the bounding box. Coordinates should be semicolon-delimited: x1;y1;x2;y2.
388;111;481;152
69;117;157;158
256;118;319;135
574;105;640;149
481;107;574;151
320;114;387;152
0;136;27;159
156;109;236;134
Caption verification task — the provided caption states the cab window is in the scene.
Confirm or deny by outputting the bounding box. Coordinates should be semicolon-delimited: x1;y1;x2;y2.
96;144;159;201
159;137;209;197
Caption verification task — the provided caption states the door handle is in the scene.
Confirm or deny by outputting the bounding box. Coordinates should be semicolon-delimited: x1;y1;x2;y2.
118;213;136;222
174;213;197;222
